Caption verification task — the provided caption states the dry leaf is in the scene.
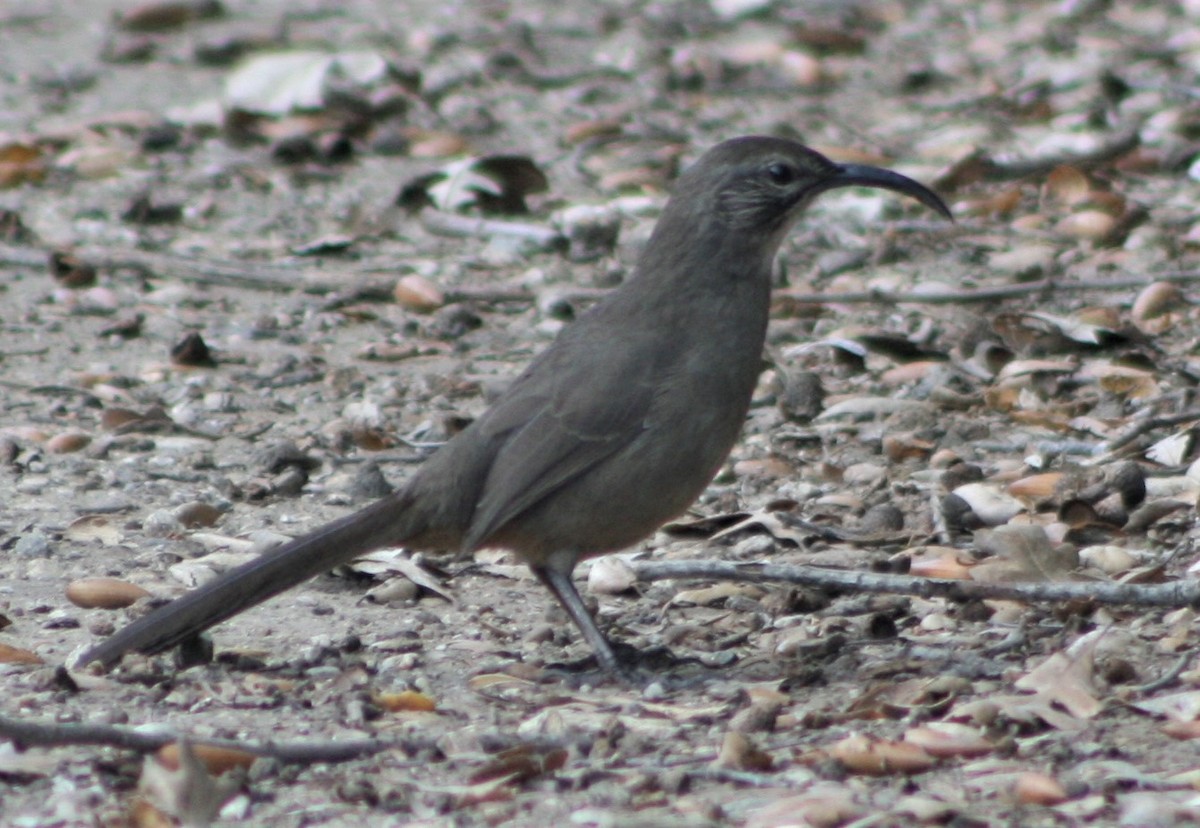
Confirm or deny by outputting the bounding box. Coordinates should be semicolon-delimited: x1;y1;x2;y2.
374;689;437;712
971;524;1078;583
1015;638;1103;719
951;483;1025;526
830;734;937;775
714;731;773;771
1147;430;1192;467
586;555;637;594
0;642;44;664
1043;165;1092;205
1131;690;1200;722
1014;771;1069;805
393;274;445;312
744;785;863;828
64;515;123;545
66;577;150;609
1130;281;1183;334
903;723;994;758
671;583;764;606
157;743;257;776
138;739;243;826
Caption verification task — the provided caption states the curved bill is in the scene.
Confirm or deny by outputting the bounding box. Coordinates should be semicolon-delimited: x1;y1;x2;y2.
823;163;952;220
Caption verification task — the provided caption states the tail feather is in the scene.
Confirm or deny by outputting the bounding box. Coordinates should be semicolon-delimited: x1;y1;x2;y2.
76;492;421;668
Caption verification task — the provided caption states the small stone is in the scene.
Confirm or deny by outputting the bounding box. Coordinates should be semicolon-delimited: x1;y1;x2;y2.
15;531;52;558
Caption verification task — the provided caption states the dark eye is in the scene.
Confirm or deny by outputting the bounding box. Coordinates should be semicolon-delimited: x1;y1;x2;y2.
766;162;795;184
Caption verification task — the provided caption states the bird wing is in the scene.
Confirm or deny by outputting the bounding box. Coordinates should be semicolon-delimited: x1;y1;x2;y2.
462;315;661;551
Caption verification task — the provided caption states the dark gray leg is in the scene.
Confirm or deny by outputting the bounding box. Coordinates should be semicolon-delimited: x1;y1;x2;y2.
532;564;621;676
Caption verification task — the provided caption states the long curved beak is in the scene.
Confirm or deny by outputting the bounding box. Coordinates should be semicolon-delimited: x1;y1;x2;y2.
823;163;952;220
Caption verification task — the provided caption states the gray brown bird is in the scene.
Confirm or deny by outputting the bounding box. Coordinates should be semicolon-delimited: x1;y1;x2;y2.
77;137;950;675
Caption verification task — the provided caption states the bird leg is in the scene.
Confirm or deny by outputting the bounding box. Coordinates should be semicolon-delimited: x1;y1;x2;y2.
531;563;621;676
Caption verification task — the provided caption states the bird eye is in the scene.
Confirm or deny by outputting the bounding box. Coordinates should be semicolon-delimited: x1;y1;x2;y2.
766;162;795;184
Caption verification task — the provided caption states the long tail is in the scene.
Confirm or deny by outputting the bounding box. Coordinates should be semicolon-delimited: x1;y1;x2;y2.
76;491;423;668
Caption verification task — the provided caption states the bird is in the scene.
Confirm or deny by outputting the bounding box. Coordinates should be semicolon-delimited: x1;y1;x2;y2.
77;136;950;676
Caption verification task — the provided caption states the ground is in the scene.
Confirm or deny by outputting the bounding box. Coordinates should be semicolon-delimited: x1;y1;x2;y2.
3;1;1200;826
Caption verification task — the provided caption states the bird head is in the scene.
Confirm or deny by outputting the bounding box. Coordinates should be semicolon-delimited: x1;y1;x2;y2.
674;136;951;237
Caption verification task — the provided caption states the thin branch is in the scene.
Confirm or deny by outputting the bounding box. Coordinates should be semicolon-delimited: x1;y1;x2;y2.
983;126;1141;179
1098;409;1200;456
778;271;1200;306
632;560;1200;608
0;714;427;763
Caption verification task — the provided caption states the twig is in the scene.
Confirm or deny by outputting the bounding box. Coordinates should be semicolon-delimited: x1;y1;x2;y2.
1133;652;1191;694
938;124;1142;186
1098;409;1200;456
0;243;306;292
632;560;1200;608
0;714;425;763
778;272;1200;307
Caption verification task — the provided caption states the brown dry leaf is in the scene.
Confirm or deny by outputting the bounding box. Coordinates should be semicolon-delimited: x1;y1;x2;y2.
0;141;47;187
407;130;470;158
466;673;537;696
374;689;437;713
671;583;764;607
1076;360;1158;399
393;274;445;312
1014;636;1103;719
1022;310;1122;346
100;407;148;430
1161;721;1200;740
971;524;1078;583
953;694;1085;732
137;739;243;826
993;357;1077;381
958;185;1022;217
744;784;863;828
1130;281;1183;334
46;432;91;454
1042;164;1092;206
0;642;44;664
1014;771;1069;805
907;548;972;580
845;676;969;719
733;456;793;479
714;731;773;771
903;722;994;758
636;700;731;722
469;744;568;785
1078;544;1137;575
1131;690;1200;722
829;734;937;776
65;577;150;609
1056;210;1118;242
156;743;257;776
1008;472;1064;505
64;515;123;546
56;131;135;178
562;118;623;145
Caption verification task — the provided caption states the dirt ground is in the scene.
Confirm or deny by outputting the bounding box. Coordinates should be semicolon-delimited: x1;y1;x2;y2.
4;1;1200;825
